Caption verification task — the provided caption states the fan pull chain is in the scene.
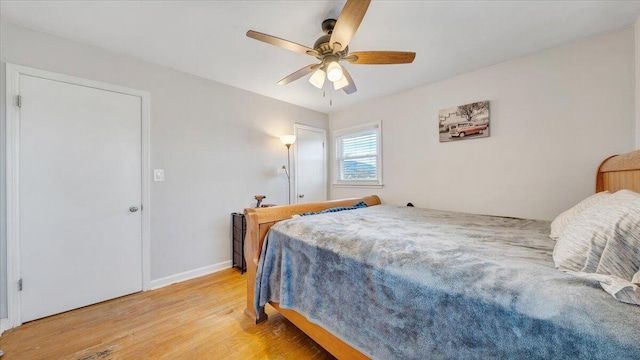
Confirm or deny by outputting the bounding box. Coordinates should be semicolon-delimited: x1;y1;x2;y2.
321;89;332;106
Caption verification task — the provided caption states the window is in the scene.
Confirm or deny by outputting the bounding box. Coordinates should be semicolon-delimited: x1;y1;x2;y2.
333;121;382;187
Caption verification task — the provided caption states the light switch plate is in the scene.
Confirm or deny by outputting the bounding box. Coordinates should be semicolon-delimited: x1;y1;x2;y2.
153;169;165;182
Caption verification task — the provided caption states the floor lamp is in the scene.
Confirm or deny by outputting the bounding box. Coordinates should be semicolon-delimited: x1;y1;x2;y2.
280;135;296;205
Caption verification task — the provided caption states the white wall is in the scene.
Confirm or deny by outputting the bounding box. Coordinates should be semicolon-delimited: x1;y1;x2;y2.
636;17;640;149
0;21;328;318
330;28;635;221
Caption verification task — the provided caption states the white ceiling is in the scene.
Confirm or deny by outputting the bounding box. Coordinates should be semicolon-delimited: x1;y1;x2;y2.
2;1;640;114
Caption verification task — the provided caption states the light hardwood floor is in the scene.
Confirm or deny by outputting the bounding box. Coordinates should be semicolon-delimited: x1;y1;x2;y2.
0;268;334;359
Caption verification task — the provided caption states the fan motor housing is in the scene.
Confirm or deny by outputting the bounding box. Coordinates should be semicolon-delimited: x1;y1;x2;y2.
313;34;333;54
314;19;348;57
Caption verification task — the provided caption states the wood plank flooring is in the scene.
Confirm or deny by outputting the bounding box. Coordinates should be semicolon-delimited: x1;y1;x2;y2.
0;268;335;359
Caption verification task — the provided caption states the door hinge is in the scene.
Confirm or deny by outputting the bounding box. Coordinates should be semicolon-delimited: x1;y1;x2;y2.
17;95;22;108
322;142;325;148
18;279;23;291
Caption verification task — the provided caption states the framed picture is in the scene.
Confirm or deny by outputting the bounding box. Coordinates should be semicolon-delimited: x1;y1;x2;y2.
439;100;490;142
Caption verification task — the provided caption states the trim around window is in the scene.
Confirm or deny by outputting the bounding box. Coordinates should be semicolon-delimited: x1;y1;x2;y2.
333;120;383;187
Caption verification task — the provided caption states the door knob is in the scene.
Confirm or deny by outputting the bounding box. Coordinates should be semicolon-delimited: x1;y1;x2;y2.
298;194;305;198
129;206;139;212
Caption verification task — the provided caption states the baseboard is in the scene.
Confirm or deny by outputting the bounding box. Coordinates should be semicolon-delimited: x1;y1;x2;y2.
149;260;232;290
1;317;9;335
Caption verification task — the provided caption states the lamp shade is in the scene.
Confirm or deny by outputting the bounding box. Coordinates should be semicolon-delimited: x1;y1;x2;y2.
333;75;349;90
309;69;326;89
280;135;296;146
326;61;344;82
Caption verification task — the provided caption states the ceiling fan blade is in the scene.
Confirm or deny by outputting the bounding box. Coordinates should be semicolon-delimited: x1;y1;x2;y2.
330;0;371;52
341;67;357;94
277;64;321;85
346;51;416;65
247;30;318;56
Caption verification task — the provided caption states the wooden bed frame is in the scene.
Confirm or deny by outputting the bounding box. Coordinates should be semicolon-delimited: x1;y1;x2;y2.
596;149;640;193
243;149;640;360
243;195;380;359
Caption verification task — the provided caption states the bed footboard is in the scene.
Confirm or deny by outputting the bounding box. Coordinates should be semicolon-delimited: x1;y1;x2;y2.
243;195;381;323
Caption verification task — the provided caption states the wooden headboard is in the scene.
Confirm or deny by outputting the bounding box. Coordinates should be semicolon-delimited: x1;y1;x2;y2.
596;149;640;193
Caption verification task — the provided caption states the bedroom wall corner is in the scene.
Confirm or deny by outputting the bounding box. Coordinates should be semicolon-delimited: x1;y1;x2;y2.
636;16;640;149
0;26;8;320
0;20;329;320
329;28;635;221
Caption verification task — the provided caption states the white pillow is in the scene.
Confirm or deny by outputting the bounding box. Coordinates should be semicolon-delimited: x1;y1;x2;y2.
549;191;610;240
553;189;640;304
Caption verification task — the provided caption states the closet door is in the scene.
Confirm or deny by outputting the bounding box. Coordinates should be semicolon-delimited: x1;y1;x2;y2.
19;74;143;322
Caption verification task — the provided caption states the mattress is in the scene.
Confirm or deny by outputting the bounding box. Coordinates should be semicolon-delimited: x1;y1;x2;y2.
255;205;640;359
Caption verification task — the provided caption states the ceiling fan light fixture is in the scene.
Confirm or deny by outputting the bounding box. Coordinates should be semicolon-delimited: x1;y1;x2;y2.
333;75;349;90
309;69;326;88
246;0;415;96
326;61;344;82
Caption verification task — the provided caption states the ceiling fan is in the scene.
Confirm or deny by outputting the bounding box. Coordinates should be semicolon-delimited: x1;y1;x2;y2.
246;0;416;95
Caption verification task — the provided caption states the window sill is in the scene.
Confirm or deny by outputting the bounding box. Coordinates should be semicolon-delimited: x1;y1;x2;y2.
332;183;384;189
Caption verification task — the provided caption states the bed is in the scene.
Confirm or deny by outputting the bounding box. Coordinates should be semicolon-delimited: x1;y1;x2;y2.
243;149;640;359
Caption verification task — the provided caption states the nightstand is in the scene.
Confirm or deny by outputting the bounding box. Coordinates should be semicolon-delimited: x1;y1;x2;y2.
231;212;246;273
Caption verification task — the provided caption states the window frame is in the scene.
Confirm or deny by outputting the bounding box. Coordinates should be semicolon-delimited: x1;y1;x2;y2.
332;120;383;188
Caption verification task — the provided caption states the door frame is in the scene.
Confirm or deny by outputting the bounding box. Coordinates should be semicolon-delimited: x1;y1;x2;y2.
293;123;327;204
5;63;152;329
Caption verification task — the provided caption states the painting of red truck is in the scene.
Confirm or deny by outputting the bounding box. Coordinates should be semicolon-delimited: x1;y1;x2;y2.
439;101;490;142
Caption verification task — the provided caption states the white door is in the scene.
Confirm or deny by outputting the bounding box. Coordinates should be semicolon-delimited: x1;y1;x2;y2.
19;74;143;323
294;125;327;204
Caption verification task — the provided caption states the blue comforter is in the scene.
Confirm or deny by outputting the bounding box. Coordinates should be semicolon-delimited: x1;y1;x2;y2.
255;206;640;359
